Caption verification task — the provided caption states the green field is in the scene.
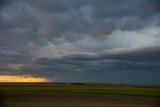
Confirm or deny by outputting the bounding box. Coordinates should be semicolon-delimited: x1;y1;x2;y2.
0;84;159;98
0;83;160;107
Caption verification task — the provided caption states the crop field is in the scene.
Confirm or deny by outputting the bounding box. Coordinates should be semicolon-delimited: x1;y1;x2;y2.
0;83;159;107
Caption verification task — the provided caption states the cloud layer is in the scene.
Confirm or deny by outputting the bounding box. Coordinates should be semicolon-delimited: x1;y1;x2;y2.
0;0;160;84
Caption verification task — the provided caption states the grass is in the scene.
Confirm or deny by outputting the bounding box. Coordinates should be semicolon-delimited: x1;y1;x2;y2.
0;84;160;97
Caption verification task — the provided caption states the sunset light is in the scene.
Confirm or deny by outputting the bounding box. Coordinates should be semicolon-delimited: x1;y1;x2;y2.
0;75;49;82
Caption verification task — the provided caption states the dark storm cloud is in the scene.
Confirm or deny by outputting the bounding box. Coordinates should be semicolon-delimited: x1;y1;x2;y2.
39;46;159;62
0;0;41;55
88;0;160;35
30;45;160;77
101;46;160;62
26;0;70;14
33;46;160;70
0;0;10;9
0;0;160;84
63;53;101;61
20;54;160;84
0;2;40;30
23;0;160;39
27;45;160;82
34;57;79;65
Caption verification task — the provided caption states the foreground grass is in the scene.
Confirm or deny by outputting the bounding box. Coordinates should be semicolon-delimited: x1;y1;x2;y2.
0;84;159;98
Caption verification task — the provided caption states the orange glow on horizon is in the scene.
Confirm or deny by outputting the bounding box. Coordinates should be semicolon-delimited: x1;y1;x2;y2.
0;75;49;82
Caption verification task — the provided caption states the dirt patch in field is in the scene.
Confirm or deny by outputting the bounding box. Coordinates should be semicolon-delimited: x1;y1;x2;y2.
0;93;159;107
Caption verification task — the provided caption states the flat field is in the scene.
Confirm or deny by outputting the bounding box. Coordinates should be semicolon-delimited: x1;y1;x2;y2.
0;83;159;107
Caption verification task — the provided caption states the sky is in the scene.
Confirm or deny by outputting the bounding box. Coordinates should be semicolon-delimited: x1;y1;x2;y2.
0;0;160;84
